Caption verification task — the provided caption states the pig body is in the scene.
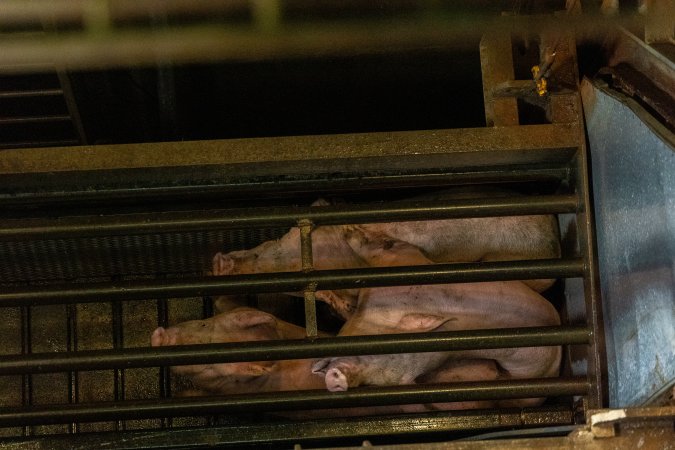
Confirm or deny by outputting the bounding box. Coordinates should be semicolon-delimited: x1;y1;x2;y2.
313;280;561;395
311;229;561;398
213;197;561;319
150;308;528;414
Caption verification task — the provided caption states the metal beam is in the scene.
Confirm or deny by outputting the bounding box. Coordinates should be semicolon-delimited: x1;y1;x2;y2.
0;325;590;375
0;195;578;240
0;258;585;306
0;377;589;427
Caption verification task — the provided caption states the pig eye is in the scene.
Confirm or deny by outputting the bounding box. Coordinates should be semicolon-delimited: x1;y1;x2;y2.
201;323;206;327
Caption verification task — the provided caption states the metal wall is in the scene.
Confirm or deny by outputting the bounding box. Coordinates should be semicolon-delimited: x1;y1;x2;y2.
582;78;675;407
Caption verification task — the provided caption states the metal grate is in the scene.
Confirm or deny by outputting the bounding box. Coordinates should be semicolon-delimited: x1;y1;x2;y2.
0;228;287;284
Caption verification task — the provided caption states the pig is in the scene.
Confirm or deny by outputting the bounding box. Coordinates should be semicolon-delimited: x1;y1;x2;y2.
213;194;561;319
312;230;561;400
311;227;561;402
312;282;561;397
150;307;530;414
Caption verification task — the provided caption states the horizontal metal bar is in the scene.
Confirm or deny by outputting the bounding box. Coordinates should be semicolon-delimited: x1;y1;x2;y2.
0;115;71;124
0;258;585;306
0;377;589;427
0;195;578;240
0;89;63;98
0;168;571;208
0;407;575;449
0;326;590;375
0;16;645;72
0;139;79;150
0;124;579;175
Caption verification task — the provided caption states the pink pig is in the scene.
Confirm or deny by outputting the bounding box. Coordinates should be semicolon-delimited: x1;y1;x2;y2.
213;197;560;318
311;228;561;404
150;306;529;415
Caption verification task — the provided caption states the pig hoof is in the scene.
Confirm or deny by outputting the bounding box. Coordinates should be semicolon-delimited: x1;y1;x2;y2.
326;368;349;392
151;327;166;346
212;253;235;275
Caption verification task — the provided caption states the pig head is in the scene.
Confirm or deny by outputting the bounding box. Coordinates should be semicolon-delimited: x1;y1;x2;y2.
150;307;326;394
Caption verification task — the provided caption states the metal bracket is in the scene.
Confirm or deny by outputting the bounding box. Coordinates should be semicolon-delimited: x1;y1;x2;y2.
589;406;675;438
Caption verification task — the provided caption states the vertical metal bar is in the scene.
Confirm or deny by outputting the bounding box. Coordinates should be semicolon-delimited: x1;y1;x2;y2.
574;116;607;410
298;219;318;338
111;300;125;431
20;306;32;437
539;27;606;412
55;71;87;145
156;298;172;429
480;31;519;126
251;0;281;32
65;304;79;434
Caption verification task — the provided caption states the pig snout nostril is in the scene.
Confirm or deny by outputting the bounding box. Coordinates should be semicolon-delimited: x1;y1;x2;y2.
325;368;349;392
212;253;235;276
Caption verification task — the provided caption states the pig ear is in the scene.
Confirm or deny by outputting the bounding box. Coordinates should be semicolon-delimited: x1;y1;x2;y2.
311;358;331;375
397;313;454;332
229;310;277;329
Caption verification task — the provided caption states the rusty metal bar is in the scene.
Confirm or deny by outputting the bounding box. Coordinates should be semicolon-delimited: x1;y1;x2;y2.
0;407;577;449
0;377;589;427
0;194;578;241
0;258;585;307
0;325;590;375
155;298;172;430
0;124;579;175
298;219;318;338
0;168;571;209
19;306;32;437
111;300;126;431
65;304;78;434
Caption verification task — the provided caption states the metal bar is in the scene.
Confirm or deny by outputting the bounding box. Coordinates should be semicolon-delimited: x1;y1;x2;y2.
0;377;589;427
575;123;607;410
303;290;318;338
65;304;78;434
0;115;72;124
55;71;87;145
480;31;518;127
0;89;63;98
0;124;579;175
0;407;576;449
0;258;585;307
0;140;80;150
0;195;579;241
19;306;32;437
298;219;318;338
0;167;571;208
156;298;172;429
111;300;125;431
0;17;646;72
0;325;590;375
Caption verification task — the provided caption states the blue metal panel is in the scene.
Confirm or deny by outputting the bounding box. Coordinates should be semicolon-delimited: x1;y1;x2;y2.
581;79;675;407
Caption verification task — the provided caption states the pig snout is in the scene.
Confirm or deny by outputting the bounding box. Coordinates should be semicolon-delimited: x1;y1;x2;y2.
151;327;175;346
212;252;235;276
312;358;357;392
